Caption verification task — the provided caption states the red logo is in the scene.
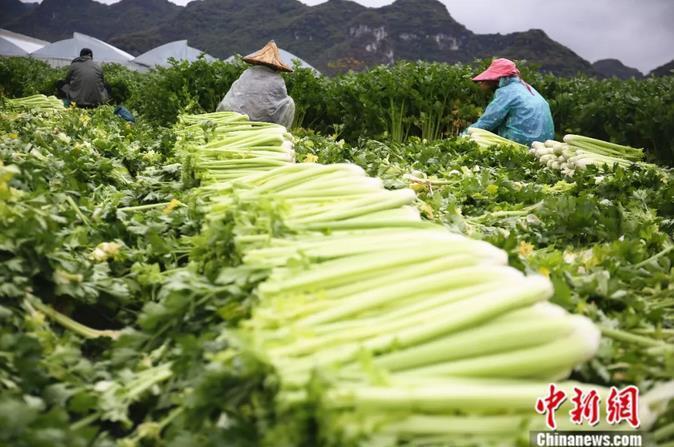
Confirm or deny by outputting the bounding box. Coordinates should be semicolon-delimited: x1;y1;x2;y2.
536;384;640;429
535;384;567;430
606;386;640;428
569;387;601;426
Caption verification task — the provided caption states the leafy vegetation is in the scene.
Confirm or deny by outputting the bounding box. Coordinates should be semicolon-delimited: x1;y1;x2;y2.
0;57;673;446
0;101;234;445
1;57;672;165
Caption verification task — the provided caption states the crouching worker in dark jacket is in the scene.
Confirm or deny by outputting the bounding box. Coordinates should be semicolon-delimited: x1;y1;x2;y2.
63;48;109;108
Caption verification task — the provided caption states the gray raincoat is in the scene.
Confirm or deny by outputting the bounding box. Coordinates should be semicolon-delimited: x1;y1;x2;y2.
216;65;295;129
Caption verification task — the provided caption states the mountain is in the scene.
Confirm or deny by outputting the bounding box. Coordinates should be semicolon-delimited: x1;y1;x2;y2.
474;29;595;76
592;59;643;79
109;0;182;39
0;0;36;26
649;59;674;77
6;0;180;42
109;0;597;75
109;0;310;57
7;0;599;76
7;0;109;41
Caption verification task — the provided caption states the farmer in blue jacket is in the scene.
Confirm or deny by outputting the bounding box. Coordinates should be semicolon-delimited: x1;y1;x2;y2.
466;58;554;146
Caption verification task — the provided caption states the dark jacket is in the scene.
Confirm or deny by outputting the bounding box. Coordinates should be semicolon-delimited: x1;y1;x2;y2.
64;55;109;107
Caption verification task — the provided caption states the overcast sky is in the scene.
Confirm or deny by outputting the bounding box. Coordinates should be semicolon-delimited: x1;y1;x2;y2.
22;0;674;72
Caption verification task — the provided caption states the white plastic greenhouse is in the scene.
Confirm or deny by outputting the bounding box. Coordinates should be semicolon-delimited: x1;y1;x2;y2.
0;29;49;57
133;40;215;69
31;32;137;68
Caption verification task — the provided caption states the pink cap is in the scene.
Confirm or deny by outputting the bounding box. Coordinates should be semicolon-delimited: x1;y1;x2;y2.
472;58;520;81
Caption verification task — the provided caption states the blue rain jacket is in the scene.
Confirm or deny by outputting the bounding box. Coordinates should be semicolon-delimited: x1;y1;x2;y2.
469;76;554;146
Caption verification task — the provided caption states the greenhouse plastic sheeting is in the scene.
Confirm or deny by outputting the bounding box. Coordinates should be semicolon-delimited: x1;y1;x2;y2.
133;40;215;68
0;29;49;57
31;32;137;68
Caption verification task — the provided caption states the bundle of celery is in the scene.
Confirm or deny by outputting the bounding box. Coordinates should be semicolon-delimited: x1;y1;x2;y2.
464;127;528;150
247;230;597;385
530;135;644;173
4;93;65;111
180;113;670;446
248;234;672;444
200;163;426;254
465;127;644;173
238;223;672;445
176;111;295;183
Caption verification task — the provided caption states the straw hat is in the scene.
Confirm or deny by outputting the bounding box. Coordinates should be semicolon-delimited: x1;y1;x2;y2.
242;40;293;73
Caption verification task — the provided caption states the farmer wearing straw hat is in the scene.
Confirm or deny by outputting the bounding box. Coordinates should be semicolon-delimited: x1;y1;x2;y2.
217;40;295;128
465;58;554;146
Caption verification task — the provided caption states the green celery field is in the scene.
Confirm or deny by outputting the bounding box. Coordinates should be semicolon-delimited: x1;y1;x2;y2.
0;59;673;447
